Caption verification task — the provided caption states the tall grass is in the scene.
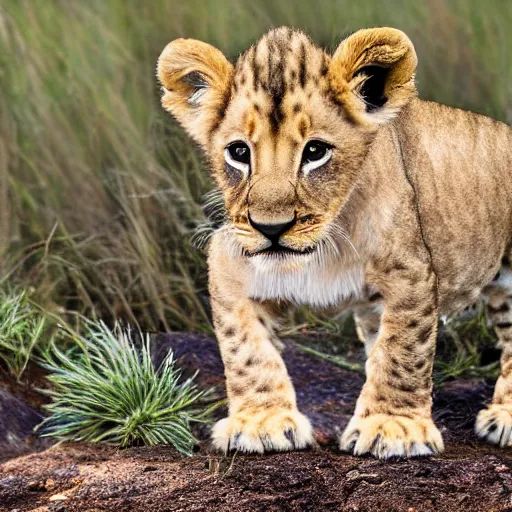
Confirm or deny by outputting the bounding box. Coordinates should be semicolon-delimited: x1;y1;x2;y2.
1;1;511;331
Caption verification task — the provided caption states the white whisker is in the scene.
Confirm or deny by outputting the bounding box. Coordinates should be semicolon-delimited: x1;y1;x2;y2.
327;223;361;262
191;187;228;250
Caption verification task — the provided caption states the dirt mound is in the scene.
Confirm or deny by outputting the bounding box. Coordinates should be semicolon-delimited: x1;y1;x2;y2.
1;334;511;512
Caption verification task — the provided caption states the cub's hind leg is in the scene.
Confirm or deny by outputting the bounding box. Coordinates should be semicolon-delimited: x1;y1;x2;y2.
476;256;512;447
353;299;383;357
208;235;312;454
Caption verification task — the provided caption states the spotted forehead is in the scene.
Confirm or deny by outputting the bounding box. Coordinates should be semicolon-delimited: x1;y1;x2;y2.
231;28;330;132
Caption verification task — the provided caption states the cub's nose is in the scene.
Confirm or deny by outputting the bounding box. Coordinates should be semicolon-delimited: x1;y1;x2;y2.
248;215;296;242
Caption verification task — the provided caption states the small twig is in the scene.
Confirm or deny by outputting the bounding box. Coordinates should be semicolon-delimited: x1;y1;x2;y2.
220;451;238;480
296;344;364;373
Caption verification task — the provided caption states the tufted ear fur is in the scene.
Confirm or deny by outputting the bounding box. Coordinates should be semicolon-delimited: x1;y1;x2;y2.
329;28;417;126
157;39;234;147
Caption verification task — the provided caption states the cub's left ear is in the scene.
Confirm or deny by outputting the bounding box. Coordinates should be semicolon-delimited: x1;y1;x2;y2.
329;28;417;126
157;39;234;147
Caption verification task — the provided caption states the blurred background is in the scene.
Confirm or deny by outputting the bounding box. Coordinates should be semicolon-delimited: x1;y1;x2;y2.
1;0;511;337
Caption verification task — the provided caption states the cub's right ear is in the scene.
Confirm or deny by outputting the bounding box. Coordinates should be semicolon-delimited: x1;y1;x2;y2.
157;39;233;147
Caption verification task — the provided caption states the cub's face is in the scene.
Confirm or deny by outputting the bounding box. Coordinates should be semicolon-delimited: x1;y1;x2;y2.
158;27;417;264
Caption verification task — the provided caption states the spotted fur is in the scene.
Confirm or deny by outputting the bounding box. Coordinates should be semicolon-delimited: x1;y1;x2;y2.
158;27;512;458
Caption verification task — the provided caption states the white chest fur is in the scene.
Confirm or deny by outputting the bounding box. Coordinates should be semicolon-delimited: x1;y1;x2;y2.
246;253;365;308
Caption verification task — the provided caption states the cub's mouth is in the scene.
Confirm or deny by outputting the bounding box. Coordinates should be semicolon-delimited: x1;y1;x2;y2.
245;242;317;258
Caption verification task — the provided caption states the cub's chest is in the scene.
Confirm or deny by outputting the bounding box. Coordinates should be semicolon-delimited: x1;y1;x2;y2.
246;255;365;308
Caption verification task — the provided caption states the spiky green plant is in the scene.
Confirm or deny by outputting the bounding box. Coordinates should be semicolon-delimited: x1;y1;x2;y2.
38;321;215;454
0;288;47;379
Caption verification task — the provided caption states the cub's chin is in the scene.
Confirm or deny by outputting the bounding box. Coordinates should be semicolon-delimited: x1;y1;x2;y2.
246;244;318;273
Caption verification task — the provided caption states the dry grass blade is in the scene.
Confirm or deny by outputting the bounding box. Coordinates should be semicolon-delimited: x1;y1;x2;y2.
297;343;364;373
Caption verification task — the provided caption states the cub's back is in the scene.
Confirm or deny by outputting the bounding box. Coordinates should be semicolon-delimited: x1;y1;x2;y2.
393;98;512;313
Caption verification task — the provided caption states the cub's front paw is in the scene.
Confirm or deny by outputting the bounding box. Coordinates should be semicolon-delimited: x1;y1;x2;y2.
476;404;512;447
211;408;313;454
340;413;444;459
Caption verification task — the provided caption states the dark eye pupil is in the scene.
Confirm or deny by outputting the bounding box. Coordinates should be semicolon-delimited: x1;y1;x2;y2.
228;142;250;165
303;141;328;163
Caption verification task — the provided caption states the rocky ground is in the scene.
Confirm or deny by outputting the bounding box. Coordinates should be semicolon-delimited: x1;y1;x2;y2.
0;334;511;512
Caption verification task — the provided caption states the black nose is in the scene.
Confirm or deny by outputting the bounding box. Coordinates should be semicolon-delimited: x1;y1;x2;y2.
249;215;296;241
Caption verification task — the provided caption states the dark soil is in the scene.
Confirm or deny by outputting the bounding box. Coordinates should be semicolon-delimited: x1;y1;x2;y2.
1;334;511;512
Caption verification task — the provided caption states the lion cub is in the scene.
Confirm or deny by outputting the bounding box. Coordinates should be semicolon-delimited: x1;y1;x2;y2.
157;27;512;458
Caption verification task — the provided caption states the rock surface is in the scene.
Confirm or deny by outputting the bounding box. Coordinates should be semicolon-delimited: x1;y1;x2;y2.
0;333;511;512
0;387;47;463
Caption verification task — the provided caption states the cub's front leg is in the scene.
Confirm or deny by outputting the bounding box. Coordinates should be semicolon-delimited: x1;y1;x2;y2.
341;258;444;459
208;238;312;454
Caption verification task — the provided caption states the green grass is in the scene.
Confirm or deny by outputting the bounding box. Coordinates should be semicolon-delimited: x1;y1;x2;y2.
1;1;511;360
0;288;48;379
434;308;500;383
38;321;216;454
296;343;364;373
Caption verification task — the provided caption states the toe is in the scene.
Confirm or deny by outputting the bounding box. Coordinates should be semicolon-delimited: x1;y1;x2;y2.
476;405;512;447
409;442;435;457
211;418;231;453
233;432;265;453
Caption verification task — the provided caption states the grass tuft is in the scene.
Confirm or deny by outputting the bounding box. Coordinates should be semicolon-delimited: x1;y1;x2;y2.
0;288;47;379
38;321;215;454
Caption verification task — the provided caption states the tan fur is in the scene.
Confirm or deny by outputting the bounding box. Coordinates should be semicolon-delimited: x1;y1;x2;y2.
158;38;233;148
330;28;417;126
157;27;512;458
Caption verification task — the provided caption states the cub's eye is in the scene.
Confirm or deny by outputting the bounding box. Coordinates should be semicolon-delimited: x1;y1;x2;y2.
227;142;250;164
302;141;328;162
225;141;251;174
301;140;333;175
